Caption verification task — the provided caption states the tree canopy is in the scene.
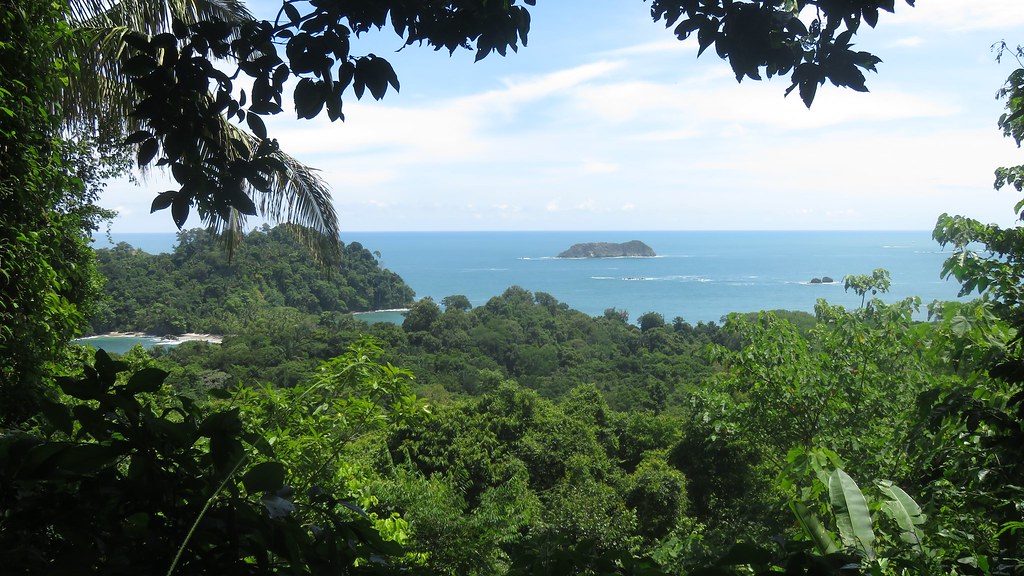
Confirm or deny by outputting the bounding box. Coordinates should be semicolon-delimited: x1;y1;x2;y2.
0;1;122;424
90;224;415;335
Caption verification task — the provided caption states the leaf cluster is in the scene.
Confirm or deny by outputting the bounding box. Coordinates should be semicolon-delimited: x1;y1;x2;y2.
647;0;907;106
0;349;401;574
107;0;533;230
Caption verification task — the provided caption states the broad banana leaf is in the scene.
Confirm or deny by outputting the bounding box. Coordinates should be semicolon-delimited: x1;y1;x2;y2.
877;479;926;548
829;468;876;560
791;500;840;555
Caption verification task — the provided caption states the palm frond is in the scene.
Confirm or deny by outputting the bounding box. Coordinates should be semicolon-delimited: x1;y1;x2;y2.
61;0;256;137
209;121;341;265
60;0;341;262
67;0;253;30
62;0;254;129
61;25;136;133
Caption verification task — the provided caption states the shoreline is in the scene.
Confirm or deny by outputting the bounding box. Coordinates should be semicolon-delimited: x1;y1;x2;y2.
79;332;224;344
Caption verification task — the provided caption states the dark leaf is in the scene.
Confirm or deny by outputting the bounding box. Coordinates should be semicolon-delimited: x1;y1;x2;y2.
171;194;190;228
717;542;775;566
381;57;400;91
283;1;301;24
170;162;190;183
210;434;244;473
199;408;243;436
261;494;296;518
864;6;879;27
124;367;168;394
58;374;105;401
208;388;232;400
697;21;718;56
122;54;158;77
338;500;370;518
38;398;73;435
172;18;188;38
294;78;325;118
326;87;344;122
232;188;258;216
242;432;275;457
124;130;152;145
246;112;268;140
151;191;177;213
52;443;127;475
152;32;178;50
242;461;286;493
674;17;703;40
273;63;290;88
94;349;124;386
24;442;125;478
799;79;818;107
137;138;159;167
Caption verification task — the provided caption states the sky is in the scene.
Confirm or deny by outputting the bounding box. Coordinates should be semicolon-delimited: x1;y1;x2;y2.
100;0;1024;233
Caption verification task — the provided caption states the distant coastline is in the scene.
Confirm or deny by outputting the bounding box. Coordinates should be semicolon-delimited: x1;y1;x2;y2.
351;309;410;326
352;308;411;315
79;332;224;344
94;231;963;324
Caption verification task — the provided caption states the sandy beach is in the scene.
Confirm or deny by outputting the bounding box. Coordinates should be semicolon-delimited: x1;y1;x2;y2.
85;332;224;344
173;333;224;344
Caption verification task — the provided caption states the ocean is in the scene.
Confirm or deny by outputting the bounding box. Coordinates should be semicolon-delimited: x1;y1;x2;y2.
74;335;186;354
95;231;967;324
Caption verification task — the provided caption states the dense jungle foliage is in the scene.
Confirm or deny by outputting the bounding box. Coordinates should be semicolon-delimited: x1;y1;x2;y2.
3;0;1024;574
26;225;1024;575
90;225;414;335
13;254;1024;575
133;236;751;405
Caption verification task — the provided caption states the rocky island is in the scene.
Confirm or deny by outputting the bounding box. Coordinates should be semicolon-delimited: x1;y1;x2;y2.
557;240;656;259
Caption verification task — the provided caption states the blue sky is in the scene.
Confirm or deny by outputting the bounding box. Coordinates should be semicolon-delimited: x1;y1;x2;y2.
101;0;1024;232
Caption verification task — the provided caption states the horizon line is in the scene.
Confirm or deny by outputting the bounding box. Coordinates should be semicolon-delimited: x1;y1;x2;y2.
97;228;939;235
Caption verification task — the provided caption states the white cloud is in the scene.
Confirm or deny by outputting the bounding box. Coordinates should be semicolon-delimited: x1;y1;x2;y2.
599;38;698;57
486;61;624;105
891;36;924;48
493;203;521;213
582;159;619;174
633;127;702;142
575;199;597;212
887;1;1024;31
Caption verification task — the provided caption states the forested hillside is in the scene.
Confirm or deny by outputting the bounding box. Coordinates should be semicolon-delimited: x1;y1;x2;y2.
73;267;1024;575
90;225;414;335
152;280;760;406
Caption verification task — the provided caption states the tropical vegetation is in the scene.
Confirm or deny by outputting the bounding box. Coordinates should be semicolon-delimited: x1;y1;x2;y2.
90;225;414;335
3;0;1024;574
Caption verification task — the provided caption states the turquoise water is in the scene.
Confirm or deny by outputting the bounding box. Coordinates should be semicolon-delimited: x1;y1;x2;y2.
353;310;409;325
350;231;964;323
97;231;966;324
74;335;182;354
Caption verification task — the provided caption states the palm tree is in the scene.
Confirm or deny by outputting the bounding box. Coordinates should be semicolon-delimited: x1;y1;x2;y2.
62;0;340;260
